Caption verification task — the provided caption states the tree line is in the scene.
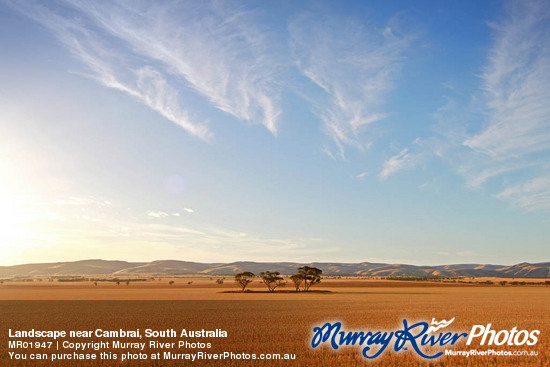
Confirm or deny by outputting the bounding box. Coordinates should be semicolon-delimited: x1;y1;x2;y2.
234;266;322;292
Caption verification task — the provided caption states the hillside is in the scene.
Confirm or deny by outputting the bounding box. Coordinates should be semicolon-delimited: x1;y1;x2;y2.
0;259;549;278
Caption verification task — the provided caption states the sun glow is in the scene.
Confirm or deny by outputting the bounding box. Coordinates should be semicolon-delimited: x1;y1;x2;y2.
0;189;21;236
0;185;36;262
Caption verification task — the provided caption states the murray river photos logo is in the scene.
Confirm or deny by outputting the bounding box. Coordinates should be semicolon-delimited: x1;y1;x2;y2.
311;318;540;360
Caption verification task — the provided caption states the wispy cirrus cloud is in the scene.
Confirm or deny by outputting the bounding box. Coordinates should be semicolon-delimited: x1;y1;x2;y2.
7;0;417;155
147;209;192;218
69;0;283;134
459;0;550;210
379;148;420;180
463;0;550;159
28;205;339;262
146;211;171;218
289;13;413;157
5;0;211;140
52;197;111;206
495;177;550;212
6;0;282;137
419;1;550;212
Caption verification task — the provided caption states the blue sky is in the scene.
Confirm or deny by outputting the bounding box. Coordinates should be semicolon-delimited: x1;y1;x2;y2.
0;0;549;266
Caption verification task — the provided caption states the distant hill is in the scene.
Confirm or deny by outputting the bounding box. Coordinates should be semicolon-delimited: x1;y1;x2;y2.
0;259;549;278
0;260;140;277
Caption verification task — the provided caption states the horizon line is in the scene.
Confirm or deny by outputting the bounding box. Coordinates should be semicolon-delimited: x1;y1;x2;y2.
1;258;546;268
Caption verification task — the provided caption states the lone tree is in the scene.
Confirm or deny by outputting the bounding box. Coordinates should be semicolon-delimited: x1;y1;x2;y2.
234;272;255;292
296;266;322;291
289;274;303;292
259;271;285;292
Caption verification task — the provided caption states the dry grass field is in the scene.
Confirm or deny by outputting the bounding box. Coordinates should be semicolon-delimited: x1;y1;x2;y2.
0;278;548;366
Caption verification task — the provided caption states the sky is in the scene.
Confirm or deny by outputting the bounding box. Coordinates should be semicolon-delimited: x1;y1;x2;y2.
0;0;549;266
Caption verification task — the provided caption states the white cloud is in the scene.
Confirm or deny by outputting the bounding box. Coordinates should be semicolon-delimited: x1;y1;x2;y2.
463;1;550;159
418;179;440;193
64;0;282;134
5;0;211;140
379;148;419;180
321;146;337;161
137;223;205;237
464;0;550;210
52;197;111;206
459;162;531;189
356;172;368;180
289;13;413;157
495;177;550;212
147;210;191;218
433;1;550;211
33;209;340;262
7;1;420;157
146;211;170;218
6;1;282;138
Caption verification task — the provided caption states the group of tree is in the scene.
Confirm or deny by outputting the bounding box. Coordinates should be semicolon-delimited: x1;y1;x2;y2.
234;266;322;292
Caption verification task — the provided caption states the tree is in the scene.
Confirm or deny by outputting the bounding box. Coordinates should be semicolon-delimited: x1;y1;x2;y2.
234;272;255;292
290;274;303;292
169;280;175;286
297;266;322;291
259;271;285;292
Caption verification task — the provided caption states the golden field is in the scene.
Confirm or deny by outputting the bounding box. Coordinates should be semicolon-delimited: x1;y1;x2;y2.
0;278;549;366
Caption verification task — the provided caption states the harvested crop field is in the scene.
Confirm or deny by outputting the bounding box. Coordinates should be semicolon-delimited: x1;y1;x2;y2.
1;279;548;366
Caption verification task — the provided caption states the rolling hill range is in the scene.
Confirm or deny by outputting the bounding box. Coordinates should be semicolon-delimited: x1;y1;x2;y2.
0;260;549;278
